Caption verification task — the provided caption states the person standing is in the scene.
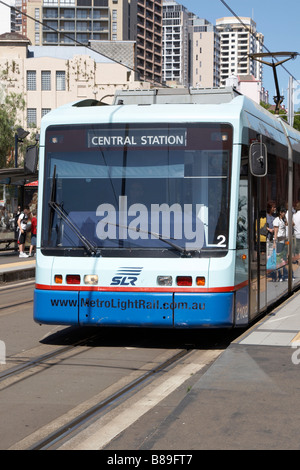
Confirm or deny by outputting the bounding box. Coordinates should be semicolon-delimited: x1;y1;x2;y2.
266;201;276;243
293;202;300;260
273;207;288;281
29;210;37;257
14;205;21;245
17;206;30;258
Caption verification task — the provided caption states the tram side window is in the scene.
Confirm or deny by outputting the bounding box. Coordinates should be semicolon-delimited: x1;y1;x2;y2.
266;150;288;210
294;156;300;206
237;146;248;250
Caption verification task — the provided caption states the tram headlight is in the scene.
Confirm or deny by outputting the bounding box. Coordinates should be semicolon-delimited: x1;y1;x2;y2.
157;276;172;286
84;274;98;285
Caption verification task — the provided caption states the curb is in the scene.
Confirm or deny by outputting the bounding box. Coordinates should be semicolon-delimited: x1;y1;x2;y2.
0;267;35;284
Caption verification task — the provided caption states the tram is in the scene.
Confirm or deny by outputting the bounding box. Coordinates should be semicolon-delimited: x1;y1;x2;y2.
33;87;300;328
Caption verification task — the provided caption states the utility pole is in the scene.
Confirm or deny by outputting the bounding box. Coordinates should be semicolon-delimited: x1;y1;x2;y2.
250;52;298;114
288;76;294;126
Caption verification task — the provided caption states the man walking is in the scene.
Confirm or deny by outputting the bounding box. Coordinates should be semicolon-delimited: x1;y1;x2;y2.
17;205;30;258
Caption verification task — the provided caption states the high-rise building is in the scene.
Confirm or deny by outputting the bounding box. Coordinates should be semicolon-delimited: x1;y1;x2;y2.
0;0;16;34
216;17;264;86
25;0;163;85
162;1;220;89
162;0;189;87
135;0;163;85
189;16;220;88
26;0;131;47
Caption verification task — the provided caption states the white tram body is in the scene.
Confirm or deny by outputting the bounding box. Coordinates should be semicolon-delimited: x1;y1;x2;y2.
33;88;300;327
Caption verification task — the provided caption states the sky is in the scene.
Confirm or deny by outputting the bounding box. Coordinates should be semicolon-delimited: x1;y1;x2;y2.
181;0;300;108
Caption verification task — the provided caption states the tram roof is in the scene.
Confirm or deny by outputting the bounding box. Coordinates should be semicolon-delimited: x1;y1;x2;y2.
40;87;300;148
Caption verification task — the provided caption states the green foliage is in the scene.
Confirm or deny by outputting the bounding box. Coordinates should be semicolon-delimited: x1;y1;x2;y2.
293;112;300;132
0;92;25;168
259;101;300;131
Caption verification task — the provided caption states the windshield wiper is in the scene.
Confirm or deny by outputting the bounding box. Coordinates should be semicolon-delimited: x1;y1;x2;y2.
48;165;57;244
48;201;100;256
106;221;196;256
48;167;99;256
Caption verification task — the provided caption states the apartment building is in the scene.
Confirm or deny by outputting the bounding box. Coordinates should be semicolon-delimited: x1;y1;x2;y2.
0;0;16;34
216;16;264;86
162;1;221;89
189;16;220;88
162;0;189;87
26;0;131;46
136;0;163;85
25;0;162;84
0;32;150;131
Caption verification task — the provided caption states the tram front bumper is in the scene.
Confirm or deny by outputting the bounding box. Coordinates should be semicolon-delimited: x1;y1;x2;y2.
34;289;234;328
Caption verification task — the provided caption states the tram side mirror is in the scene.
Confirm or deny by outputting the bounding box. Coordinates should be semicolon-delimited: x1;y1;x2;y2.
249;141;267;177
24;145;38;174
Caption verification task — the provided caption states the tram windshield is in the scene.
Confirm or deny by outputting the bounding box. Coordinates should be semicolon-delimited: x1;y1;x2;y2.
41;123;232;257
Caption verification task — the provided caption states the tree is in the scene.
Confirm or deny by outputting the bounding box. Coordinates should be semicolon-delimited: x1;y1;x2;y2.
0;92;25;168
260;101;300;131
293;111;300;132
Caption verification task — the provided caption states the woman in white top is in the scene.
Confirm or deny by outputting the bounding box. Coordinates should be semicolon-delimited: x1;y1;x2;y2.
273;207;288;281
273;208;288;243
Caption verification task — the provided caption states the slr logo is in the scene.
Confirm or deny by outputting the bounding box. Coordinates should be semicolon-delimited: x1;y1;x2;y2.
110;267;143;286
0;340;6;364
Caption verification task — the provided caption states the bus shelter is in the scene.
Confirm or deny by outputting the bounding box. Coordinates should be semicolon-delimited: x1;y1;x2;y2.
0;168;38;251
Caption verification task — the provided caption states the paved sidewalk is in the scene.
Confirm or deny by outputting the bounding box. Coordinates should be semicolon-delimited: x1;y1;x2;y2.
129;290;300;450
0;251;35;283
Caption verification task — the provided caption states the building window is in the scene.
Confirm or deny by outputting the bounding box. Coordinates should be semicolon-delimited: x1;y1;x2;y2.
27;71;36;91
27;108;37;126
42;108;51;117
41;71;51;90
56;71;66;91
44;32;58;43
34;8;40;31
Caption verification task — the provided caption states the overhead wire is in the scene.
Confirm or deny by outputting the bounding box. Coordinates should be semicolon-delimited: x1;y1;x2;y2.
219;0;300;86
1;0;298;93
0;0;168;89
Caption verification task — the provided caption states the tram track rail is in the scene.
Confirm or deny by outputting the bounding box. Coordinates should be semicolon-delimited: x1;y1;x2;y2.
0;281;34;313
1;311;224;450
0;282;235;450
7;345;209;451
0;333;99;389
29;347;194;450
0;298;33;312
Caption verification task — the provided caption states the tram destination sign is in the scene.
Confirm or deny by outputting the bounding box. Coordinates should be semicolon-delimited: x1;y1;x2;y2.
87;128;187;148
